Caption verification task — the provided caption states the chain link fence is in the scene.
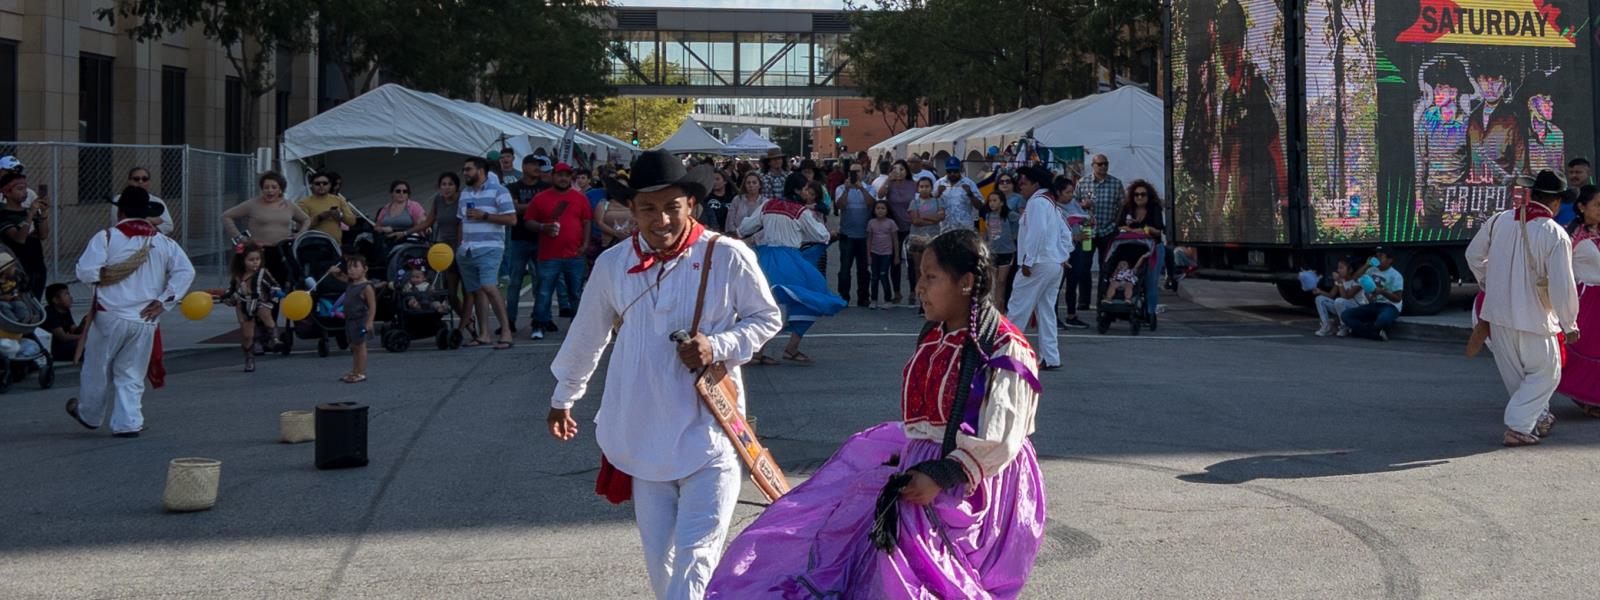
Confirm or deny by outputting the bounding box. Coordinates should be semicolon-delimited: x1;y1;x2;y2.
0;142;257;295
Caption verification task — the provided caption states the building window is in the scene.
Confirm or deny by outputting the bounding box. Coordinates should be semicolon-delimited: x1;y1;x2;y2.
79;53;115;203
0;39;16;140
225;76;243;153
161;67;186;145
79;53;114;143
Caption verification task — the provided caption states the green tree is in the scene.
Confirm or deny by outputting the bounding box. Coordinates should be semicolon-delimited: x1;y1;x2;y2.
97;0;318;150
843;0;1153;127
587;98;692;150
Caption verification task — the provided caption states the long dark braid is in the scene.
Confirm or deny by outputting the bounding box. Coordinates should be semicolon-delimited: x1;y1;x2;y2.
873;230;999;552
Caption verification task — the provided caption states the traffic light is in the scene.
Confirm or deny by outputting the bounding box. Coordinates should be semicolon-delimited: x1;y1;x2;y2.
630;130;639;146
833;128;843;145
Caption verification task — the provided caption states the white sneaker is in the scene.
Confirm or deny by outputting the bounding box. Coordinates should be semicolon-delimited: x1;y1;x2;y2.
1337;326;1350;337
1315;324;1332;337
1378;330;1389;342
531;329;544;341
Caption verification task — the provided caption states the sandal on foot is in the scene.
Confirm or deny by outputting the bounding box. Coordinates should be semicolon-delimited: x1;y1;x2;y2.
783;350;813;364
462;339;487;348
751;355;780;366
1502;429;1541;447
340;373;368;383
494;340;514;350
65;398;98;430
1575;401;1600;419
1536;411;1555;438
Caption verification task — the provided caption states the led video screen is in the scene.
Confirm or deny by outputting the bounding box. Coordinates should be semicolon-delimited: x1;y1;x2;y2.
1310;0;1591;243
1171;0;1292;244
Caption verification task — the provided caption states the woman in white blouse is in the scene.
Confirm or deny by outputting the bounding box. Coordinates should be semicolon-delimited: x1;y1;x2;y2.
737;174;845;364
1559;186;1600;416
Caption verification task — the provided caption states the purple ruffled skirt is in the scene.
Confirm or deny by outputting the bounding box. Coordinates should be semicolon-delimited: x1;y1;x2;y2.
707;422;1046;599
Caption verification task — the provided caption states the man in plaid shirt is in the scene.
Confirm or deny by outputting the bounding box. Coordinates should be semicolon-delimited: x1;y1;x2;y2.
1073;153;1125;263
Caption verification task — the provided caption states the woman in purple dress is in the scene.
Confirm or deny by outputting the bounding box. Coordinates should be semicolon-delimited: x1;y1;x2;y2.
707;229;1046;599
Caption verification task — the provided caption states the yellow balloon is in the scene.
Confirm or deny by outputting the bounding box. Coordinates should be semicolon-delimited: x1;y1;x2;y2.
427;243;454;272
179;291;213;321
282;290;313;321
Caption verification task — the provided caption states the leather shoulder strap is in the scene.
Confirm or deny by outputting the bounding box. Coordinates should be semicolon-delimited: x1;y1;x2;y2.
691;234;721;335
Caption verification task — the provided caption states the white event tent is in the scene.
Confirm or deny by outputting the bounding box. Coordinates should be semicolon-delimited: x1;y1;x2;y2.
653;118;725;155
280;84;618;210
873;87;1163;187
718;129;780;157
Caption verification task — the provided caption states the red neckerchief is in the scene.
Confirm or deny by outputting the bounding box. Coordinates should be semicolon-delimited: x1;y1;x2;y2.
115;220;159;237
1517;201;1554;222
627;223;705;274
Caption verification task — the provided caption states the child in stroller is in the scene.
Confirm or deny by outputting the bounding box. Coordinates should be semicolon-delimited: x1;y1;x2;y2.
380;257;454;352
1104;260;1138;303
1095;233;1158;335
400;264;449;314
222;242;283;372
0;251;52;391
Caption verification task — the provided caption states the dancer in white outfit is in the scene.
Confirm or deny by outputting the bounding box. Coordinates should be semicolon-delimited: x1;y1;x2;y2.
547;151;782;599
1465;170;1580;446
1007;166;1072;369
66;187;195;438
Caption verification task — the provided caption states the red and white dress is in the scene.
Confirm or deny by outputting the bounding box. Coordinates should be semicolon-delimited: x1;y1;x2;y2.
1558;226;1600;407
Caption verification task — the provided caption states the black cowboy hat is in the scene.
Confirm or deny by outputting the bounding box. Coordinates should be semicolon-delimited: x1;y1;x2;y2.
1516;170;1569;196
113;186;155;219
605;149;714;203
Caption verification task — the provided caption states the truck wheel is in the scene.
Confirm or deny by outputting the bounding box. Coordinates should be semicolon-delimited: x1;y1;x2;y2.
1275;281;1316;308
1402;252;1451;316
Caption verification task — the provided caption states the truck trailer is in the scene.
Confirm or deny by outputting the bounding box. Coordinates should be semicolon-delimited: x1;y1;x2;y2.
1165;0;1594;314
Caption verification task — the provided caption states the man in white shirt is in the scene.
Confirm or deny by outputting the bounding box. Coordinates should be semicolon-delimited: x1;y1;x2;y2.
933;157;982;232
66;187;195;438
547;150;782;599
110;166;174;236
1466;170;1580;446
1007;166;1072;369
1340;247;1405;340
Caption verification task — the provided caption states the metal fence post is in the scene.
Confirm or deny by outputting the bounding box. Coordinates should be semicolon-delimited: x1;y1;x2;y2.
50;144;60;284
215;156;223;284
181;145;190;251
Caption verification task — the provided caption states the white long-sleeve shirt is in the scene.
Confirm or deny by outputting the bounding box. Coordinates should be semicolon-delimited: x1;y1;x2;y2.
1466;209;1578;335
76;221;195;322
736;201;829;249
1574;236;1600;285
1015;190;1072;268
550;232;783;482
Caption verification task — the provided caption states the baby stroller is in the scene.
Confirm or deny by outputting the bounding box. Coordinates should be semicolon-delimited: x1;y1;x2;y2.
287;230;350;357
378;236;460;352
1096;232;1159;335
0;293;52;393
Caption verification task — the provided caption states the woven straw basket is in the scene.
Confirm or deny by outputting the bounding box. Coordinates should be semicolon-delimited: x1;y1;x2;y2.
279;410;315;443
162;457;221;512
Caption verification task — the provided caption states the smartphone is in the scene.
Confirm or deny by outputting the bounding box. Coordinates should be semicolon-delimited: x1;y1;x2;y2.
465;200;476;211
35;184;48;198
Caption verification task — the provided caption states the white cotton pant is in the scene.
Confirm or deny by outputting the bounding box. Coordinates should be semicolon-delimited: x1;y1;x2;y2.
1487;326;1563;434
1315;296;1361;326
76;315;156;434
632;456;741;600
1008;261;1065;366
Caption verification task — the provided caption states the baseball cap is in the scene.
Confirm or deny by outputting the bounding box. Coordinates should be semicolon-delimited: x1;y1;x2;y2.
1373;245;1392;257
944;157;962;172
0;156;21;171
535;155;554;173
552;162;573;174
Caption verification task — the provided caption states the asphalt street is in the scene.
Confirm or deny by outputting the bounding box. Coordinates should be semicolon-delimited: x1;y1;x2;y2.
2;282;1598;599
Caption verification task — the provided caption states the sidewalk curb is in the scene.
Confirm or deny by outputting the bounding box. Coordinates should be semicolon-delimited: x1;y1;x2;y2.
1391;320;1470;343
